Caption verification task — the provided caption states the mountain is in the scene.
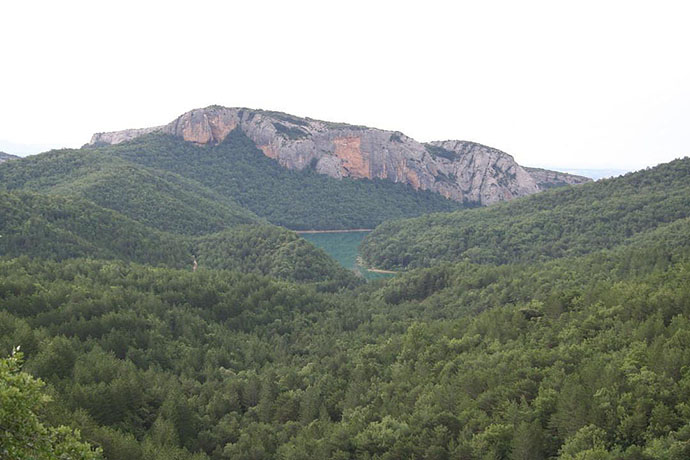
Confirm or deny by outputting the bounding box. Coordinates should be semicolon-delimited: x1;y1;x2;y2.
0;151;19;163
361;157;690;269
89;106;591;205
0;106;590;233
1;131;463;230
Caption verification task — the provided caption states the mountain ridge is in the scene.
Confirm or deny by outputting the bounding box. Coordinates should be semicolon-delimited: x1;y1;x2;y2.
88;106;591;205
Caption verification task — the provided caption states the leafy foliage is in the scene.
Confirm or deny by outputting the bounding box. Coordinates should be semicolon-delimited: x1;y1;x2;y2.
0;211;689;458
0;190;191;267
195;225;361;288
0;350;101;459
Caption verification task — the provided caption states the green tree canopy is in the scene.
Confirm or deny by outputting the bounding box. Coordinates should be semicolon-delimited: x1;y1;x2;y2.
0;348;101;459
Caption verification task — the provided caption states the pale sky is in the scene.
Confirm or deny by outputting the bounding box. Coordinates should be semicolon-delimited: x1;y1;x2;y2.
1;0;689;171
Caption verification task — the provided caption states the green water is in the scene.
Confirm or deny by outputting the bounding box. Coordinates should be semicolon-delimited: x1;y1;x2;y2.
300;231;394;281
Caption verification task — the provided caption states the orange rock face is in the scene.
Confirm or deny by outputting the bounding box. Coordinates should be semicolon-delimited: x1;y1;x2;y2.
259;144;278;159
181;115;213;144
180;113;237;144
333;137;369;178
405;167;421;190
207;114;237;143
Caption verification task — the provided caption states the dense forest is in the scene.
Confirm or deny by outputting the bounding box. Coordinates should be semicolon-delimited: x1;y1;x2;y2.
2;215;690;459
360;158;690;270
0;190;191;267
2;146;690;458
0;190;358;288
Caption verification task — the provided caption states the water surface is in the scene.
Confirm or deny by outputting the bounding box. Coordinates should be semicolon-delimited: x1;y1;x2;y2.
300;231;394;280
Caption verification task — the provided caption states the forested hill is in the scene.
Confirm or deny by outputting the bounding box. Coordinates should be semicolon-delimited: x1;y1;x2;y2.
360;157;690;270
0;147;262;235
92;130;466;229
0;190;359;287
0;130;463;230
0;190;191;267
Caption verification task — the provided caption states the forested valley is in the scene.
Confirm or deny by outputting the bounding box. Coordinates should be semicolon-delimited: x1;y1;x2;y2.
1;136;690;459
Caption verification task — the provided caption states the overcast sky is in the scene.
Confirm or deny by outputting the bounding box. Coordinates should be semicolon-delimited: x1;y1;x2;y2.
1;0;688;171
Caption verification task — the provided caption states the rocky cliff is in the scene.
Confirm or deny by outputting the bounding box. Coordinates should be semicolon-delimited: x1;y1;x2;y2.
88;126;162;146
0;152;19;164
88;106;591;205
524;167;592;189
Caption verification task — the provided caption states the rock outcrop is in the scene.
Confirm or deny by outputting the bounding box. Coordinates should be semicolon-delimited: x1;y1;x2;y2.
88;106;591;205
524;167;592;189
0;152;19;164
89;126;163;146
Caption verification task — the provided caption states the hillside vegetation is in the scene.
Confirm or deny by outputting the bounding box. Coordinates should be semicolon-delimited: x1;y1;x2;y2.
0;150;261;235
0;190;191;267
195;225;361;288
0;190;357;287
90;130;465;230
0;131;465;231
2;144;690;459
361;158;690;270
1;212;690;459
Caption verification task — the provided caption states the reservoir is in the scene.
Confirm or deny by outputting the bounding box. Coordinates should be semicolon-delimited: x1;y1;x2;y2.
299;231;395;280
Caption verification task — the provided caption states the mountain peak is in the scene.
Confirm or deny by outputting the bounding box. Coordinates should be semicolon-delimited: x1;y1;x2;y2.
87;106;591;205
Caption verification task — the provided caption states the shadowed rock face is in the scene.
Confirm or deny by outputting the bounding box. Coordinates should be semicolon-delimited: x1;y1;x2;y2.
426;140;541;203
88;106;591;205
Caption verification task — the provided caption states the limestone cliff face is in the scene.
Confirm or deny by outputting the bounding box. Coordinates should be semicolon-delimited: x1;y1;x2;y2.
0;152;19;164
87;106;590;205
424;140;541;204
524;167;592;190
89;126;163;146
